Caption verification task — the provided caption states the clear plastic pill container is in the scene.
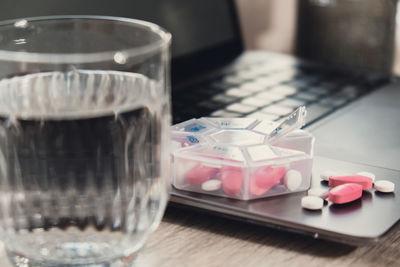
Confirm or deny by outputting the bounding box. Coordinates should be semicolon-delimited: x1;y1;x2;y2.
170;111;314;200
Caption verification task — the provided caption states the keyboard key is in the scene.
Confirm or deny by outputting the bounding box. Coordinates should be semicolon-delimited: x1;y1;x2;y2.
286;79;309;88
211;80;236;90
256;92;286;101
240;82;266;92
318;81;339;91
305;103;331;124
262;105;293;116
241;97;273;108
278;98;307;108
246;112;280;121
269;85;299;96
225;88;254;98
253;77;280;88
318;96;347;107
294;91;320;101
198;100;224;110
306;86;331;95
336;85;364;99
212;93;239;104
211;109;241;117
298;74;320;84
226;103;257;114
234;69;259;80
223;75;247;85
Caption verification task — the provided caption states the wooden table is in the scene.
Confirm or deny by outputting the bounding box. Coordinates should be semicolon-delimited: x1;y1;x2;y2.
136;206;400;267
1;206;399;266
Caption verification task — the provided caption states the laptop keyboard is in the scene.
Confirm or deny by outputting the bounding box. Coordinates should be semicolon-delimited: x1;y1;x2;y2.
172;58;389;125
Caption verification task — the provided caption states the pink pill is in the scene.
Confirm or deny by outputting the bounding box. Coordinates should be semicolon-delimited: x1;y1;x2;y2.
329;175;372;190
250;177;269;196
186;164;218;185
254;166;286;190
221;166;243;196
328;183;363;204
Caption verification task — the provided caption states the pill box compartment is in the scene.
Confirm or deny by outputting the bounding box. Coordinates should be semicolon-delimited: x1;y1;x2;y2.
171;118;314;200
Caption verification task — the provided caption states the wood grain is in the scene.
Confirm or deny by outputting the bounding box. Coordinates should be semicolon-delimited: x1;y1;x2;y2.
0;206;399;266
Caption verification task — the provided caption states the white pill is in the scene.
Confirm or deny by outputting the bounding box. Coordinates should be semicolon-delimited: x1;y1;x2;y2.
284;170;302;191
201;179;222;191
357;171;375;182
307;188;329;199
320;170;339;181
374;180;395;193
301;196;324;210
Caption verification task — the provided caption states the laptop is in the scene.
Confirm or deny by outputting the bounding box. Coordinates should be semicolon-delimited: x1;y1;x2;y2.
2;0;399;245
163;1;400;245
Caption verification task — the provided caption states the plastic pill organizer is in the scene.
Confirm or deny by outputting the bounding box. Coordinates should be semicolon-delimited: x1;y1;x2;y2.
171;107;315;200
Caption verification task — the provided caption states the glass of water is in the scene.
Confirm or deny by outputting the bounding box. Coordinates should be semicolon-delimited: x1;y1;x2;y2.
0;16;171;266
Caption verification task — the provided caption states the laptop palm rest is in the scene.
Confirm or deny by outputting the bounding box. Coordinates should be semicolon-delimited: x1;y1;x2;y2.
309;82;400;171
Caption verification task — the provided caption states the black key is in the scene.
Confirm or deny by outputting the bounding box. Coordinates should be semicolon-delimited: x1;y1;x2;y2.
305;104;332;125
318;81;340;91
198;100;225;110
318;96;347;107
305;86;332;95
335;85;365;99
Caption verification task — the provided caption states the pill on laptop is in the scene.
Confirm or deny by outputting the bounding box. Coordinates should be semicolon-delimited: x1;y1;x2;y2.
356;171;375;182
328;183;363;204
201;179;222;191
307;188;329;199
284;170;302;191
186;164;218;185
320;170;339;181
221;167;243;196
301;196;324;210
329;175;372;190
374;180;395;193
254;166;286;190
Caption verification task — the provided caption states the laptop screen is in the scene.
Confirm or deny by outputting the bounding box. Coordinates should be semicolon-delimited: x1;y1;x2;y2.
0;0;243;81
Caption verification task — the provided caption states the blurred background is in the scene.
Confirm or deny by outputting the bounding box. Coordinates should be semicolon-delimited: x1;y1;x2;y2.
236;0;399;74
0;0;398;74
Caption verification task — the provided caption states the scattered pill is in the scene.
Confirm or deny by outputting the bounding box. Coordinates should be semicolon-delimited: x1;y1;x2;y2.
284;170;302;191
221;166;243;196
374;180;395;193
320;170;339;181
328;183;362;204
307;188;329;199
201;179;222;191
301;196;324;210
254;166;286;190
356;171;375;182
186;164;218;185
329;175;372;190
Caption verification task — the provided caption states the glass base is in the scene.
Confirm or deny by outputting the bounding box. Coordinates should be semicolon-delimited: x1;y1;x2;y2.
7;249;140;267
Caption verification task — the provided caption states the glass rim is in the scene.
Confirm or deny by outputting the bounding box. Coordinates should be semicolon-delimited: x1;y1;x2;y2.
0;15;172;64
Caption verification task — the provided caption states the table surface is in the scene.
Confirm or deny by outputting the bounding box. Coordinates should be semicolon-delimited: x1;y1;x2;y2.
1;206;399;267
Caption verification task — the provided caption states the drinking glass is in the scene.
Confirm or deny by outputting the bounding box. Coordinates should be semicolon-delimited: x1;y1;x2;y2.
0;16;171;266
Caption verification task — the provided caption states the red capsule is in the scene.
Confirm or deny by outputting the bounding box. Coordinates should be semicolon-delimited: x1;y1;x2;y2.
186;164;218;185
328;175;372;190
328;183;363;204
221;166;243;196
255;166;286;189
